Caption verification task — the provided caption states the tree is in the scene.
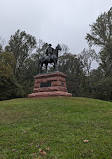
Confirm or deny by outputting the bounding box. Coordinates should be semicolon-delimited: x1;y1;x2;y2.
5;30;37;80
78;48;98;75
0;52;16;70
60;44;70;56
0;37;5;53
86;7;112;47
86;7;112;76
85;69;112;100
17;55;38;96
0;52;23;100
0;44;2;53
58;53;85;96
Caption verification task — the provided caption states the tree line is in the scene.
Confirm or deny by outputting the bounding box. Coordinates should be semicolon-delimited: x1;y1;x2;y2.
0;7;112;101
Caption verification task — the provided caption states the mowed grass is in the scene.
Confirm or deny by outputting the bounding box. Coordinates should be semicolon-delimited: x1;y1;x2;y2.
0;97;112;159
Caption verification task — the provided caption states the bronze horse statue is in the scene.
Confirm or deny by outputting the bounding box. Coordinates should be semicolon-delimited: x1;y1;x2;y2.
38;44;61;73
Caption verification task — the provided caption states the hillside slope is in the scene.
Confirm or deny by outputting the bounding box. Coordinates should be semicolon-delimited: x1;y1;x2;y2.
0;97;112;159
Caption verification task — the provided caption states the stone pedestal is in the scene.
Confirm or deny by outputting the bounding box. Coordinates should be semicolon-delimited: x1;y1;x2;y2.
28;72;72;98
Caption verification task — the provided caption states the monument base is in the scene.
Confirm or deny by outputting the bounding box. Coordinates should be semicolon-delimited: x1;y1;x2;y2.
28;72;72;98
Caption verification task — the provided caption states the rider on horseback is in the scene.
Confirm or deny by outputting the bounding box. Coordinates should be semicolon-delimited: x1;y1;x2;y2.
38;44;61;73
46;44;54;57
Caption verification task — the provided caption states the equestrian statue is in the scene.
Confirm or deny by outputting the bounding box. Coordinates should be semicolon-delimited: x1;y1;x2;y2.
38;44;61;73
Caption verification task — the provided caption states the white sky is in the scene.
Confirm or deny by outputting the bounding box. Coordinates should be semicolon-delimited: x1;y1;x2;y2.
0;0;112;54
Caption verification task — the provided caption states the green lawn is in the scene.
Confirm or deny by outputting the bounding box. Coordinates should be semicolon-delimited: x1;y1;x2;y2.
0;97;112;159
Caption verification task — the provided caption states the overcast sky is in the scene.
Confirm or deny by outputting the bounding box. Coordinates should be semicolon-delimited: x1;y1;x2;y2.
0;0;112;54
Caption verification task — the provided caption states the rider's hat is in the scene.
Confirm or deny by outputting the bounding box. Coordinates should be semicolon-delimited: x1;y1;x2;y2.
49;44;52;46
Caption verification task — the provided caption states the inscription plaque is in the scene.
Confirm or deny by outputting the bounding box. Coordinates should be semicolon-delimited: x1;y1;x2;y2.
40;81;51;87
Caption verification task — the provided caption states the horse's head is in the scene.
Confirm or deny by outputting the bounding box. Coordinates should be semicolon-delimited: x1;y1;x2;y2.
56;44;62;51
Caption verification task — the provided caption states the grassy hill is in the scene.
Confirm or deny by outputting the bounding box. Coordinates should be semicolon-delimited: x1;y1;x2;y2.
0;97;112;159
